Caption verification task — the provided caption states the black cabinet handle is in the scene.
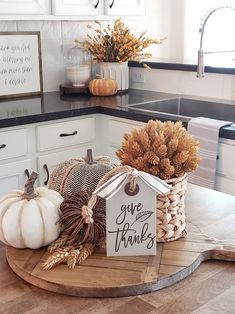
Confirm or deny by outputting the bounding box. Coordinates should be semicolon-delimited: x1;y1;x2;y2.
0;144;6;149
59;131;78;137
94;0;99;8
43;164;50;186
24;169;30;178
109;0;114;8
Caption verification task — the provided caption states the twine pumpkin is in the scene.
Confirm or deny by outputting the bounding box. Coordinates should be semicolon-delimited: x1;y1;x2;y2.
0;172;63;249
88;79;118;96
48;149;119;199
59;191;106;247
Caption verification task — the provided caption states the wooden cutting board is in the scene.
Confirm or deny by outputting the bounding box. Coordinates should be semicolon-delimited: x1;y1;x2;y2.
6;184;235;298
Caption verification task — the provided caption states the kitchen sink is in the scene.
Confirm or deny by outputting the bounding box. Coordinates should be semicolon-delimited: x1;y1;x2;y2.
128;97;235;121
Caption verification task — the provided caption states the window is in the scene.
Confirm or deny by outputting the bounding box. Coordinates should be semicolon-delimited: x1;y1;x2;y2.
184;0;235;67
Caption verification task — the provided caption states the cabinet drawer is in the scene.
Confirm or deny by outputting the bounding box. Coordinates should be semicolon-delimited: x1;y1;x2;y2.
0;129;28;161
217;140;235;179
215;174;235;196
37;118;95;152
109;119;144;147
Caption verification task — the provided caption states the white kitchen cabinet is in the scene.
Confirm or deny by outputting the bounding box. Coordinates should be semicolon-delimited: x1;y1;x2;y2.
0;128;28;161
52;0;145;16
0;115;96;192
1;112;233;196
97;114;144;158
0;126;35;195
0;0;50;15
52;0;102;16
37;145;95;186
104;0;145;16
0;160;31;197
215;138;235;196
36;115;96;185
0;0;145;19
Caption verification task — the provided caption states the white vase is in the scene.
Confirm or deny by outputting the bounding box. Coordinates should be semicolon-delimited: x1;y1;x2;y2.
99;62;129;91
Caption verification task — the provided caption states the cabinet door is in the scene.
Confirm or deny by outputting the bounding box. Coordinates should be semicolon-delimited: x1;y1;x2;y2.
52;0;102;16
104;0;145;16
0;0;50;15
37;145;95;186
0;160;31;197
106;117;144;158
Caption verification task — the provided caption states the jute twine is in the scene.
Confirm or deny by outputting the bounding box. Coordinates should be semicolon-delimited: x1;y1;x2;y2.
83;166;187;243
157;174;188;242
82;165;132;223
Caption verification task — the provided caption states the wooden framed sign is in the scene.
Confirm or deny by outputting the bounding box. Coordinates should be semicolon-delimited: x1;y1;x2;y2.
0;31;43;99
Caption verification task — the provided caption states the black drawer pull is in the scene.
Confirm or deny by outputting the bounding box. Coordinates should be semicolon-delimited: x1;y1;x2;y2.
109;0;114;8
43;164;50;186
94;0;99;8
59;131;78;137
24;169;30;178
0;144;6;149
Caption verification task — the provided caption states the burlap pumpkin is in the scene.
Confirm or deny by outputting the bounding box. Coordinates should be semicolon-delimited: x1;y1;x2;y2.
48;149;119;198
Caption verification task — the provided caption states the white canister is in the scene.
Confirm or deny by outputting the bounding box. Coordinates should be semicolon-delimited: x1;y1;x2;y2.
66;64;91;86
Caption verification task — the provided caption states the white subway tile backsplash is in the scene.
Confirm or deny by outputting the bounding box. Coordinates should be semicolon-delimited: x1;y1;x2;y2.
177;71;224;99
17;21;61;40
41;38;64;91
0;20;234;98
130;68;235;101
62;21;92;45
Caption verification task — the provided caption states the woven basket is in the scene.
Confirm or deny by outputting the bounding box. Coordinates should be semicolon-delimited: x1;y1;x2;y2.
157;174;188;242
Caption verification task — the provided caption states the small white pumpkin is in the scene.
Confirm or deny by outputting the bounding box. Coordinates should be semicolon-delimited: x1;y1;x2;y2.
0;171;63;249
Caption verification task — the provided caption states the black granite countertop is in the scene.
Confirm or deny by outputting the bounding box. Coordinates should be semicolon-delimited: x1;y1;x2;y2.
0;89;235;140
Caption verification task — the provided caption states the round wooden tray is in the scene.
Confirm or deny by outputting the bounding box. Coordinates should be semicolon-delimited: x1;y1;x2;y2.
6;185;235;298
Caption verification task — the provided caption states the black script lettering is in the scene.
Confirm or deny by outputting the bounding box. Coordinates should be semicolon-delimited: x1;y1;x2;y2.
11;45;20;54
21;43;30;53
9;78;26;86
108;222;155;252
22;66;32;73
116;202;143;225
141;223;155;249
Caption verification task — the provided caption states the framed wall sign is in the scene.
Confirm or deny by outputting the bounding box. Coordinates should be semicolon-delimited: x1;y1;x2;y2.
0;31;43;99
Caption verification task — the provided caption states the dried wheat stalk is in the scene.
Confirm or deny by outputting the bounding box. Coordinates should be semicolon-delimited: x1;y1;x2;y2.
116;120;201;180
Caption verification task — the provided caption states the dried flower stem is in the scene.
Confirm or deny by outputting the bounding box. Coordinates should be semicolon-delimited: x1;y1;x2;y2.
77;18;165;64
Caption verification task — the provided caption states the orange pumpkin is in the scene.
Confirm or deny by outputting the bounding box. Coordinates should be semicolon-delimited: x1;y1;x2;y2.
89;79;118;96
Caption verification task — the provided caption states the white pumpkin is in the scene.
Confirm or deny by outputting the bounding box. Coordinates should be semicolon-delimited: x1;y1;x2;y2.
0;171;63;249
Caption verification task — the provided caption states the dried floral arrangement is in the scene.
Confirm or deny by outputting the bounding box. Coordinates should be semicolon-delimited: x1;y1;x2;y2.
75;19;165;66
42;191;106;270
116;120;201;180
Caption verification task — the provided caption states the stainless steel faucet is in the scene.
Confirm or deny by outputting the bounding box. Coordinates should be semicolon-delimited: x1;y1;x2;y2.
197;6;235;78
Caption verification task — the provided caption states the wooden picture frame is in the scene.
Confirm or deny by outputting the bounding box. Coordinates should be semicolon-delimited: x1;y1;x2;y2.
0;31;43;99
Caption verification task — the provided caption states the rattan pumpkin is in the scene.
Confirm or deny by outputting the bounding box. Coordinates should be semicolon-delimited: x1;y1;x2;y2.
0;172;63;249
48;149;119;199
88;79;118;96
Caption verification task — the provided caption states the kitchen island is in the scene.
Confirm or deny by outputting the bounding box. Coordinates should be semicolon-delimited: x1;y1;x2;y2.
1;183;235;313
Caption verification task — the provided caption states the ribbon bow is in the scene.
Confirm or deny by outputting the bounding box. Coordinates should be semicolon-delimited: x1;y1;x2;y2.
93;168;171;200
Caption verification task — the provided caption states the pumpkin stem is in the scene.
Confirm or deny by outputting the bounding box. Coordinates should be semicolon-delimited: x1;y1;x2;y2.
22;171;38;199
86;149;94;165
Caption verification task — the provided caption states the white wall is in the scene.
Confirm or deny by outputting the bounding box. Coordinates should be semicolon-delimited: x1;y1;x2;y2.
130;67;235;101
0;0;234;101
